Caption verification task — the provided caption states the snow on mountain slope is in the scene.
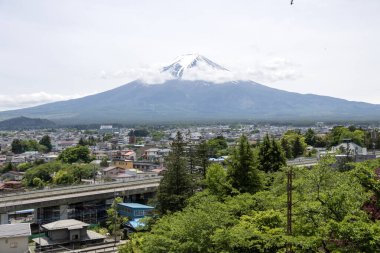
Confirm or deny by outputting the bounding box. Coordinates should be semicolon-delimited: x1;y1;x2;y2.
160;54;236;83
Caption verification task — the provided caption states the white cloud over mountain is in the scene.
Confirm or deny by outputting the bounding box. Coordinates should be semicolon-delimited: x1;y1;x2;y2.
99;56;300;85
0;92;85;111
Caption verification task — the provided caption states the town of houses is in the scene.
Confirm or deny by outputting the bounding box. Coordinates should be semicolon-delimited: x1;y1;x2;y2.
0;122;376;193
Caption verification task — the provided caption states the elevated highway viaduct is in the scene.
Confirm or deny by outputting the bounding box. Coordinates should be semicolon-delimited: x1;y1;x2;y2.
0;177;161;224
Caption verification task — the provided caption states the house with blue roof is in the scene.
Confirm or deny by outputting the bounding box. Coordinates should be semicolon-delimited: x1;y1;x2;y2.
117;203;154;219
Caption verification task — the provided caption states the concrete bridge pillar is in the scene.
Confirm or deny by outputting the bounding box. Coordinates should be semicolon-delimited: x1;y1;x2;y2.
60;205;68;220
0;213;9;224
32;208;38;224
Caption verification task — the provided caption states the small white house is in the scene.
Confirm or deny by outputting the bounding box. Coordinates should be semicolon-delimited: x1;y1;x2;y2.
0;223;31;253
331;142;367;155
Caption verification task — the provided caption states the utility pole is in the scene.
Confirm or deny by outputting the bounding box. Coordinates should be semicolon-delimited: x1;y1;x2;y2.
93;164;96;184
286;167;294;253
371;129;377;156
113;189;117;249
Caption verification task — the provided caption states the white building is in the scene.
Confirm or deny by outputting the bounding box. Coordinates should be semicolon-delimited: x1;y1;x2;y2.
331;142;367;155
0;223;31;253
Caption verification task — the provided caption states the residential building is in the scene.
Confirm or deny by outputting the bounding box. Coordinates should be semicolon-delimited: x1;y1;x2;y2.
0;223;31;253
111;159;133;169
33;219;105;250
118;203;154;219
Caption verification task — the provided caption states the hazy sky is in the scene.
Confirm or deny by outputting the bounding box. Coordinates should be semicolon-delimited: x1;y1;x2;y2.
1;0;380;110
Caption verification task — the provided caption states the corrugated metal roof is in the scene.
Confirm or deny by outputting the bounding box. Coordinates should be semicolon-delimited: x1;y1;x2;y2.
0;223;31;238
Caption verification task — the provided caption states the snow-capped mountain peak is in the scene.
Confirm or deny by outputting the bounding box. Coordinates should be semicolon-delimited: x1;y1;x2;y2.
162;53;229;78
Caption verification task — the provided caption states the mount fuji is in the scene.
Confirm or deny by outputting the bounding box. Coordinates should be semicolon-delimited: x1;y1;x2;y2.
1;54;380;124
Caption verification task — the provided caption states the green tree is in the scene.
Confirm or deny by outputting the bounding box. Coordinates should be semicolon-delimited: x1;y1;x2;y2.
78;137;86;146
39;135;52;152
227;135;262;194
100;157;109;167
280;137;292;159
292;135;304;157
208;136;228;158
32;177;44;189
69;164;96;183
196;140;210;178
11;139;24;154
128;129;149;137
17;162;33;172
258;134;286;173
106;197;128;238
23;162;64;186
206;164;231;199
327;126;365;147
304;128;316;146
156;132;193;214
58;145;92;164
280;131;307;159
53;170;74;185
1;162;14;173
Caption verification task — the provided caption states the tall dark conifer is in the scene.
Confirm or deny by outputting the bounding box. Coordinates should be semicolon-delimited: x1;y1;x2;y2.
197;140;210;178
157;132;193;214
258;134;286;173
39;135;52;153
227;135;262;194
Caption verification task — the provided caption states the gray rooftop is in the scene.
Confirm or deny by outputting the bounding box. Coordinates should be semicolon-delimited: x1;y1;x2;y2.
42;219;88;231
0;223;31;238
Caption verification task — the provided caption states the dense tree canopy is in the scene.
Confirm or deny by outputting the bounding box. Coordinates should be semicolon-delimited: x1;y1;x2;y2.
58;145;92;164
327;126;365;147
121;156;380;253
280;131;307;159
23;162;96;187
207;136;228;158
11;139;47;154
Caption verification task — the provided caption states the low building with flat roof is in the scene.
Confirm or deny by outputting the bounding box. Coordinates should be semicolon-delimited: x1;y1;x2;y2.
118;203;154;219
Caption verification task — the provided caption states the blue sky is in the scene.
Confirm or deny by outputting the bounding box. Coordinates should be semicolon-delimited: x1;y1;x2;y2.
1;0;379;110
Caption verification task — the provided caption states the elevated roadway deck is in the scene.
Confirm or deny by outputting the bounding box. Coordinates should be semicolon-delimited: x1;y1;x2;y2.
0;177;161;214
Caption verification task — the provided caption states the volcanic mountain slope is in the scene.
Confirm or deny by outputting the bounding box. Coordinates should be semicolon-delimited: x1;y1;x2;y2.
1;54;380;124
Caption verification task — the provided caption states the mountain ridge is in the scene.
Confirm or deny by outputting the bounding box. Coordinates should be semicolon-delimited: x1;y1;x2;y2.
1;79;379;124
0;116;56;130
1;54;380;124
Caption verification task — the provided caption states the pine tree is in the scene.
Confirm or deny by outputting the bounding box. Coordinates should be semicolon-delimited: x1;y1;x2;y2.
157;132;193;214
196;140;210;179
304;128;316;146
270;138;286;172
227;135;262;194
280;137;293;159
293;135;304;158
11;139;24;154
258;134;286;173
78;137;86;146
258;134;273;173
